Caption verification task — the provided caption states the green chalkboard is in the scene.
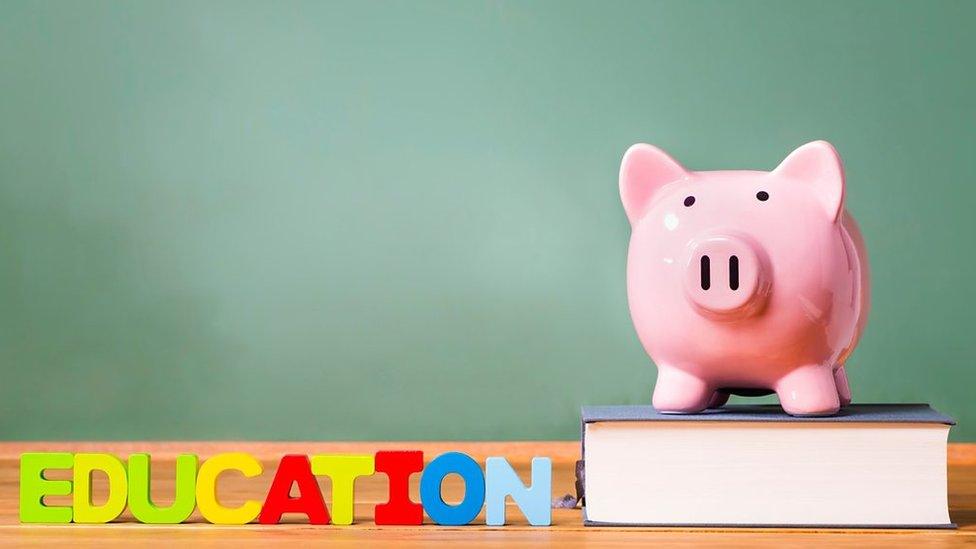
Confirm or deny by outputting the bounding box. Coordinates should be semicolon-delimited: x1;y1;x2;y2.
1;0;974;440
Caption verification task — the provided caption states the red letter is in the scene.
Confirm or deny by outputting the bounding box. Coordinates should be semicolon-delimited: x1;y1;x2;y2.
374;450;424;525
259;455;331;524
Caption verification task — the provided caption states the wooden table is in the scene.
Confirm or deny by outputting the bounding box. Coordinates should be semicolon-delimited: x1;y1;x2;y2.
3;441;976;547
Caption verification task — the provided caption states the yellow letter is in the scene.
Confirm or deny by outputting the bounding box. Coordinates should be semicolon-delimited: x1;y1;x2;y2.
196;452;262;524
311;454;375;525
73;453;128;523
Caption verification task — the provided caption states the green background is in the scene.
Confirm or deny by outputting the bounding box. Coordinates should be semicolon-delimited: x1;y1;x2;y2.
1;0;973;441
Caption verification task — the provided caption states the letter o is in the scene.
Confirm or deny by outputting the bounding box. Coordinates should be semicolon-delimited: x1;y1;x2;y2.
419;452;485;526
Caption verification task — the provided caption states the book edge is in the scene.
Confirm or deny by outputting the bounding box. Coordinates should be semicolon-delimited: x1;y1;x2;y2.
580;404;956;426
579;417;953;529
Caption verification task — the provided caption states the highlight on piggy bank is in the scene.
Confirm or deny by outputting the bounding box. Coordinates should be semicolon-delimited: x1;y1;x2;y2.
20;451;552;526
620;141;870;416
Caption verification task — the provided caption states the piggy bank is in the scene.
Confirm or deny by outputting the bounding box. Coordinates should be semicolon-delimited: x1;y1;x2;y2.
620;141;869;416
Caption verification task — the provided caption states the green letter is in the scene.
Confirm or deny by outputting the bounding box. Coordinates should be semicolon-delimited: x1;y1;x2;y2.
128;453;198;523
20;453;74;523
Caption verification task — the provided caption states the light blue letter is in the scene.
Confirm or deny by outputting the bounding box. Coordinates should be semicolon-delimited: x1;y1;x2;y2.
485;456;551;526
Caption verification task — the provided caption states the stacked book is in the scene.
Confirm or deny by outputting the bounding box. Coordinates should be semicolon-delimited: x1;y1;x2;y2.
580;404;954;528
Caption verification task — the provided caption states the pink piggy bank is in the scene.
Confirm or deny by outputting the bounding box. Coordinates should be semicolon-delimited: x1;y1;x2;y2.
620;141;869;416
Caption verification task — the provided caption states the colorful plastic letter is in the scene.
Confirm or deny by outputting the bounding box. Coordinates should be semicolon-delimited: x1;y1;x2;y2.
419;452;485;526
259;454;330;525
310;454;374;525
485;457;551;526
374;450;424;525
20;453;74;523
127;453;198;524
73;453;128;523
196;452;263;524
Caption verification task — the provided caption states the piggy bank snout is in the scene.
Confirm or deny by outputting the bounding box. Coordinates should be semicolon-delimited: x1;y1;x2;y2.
683;235;768;319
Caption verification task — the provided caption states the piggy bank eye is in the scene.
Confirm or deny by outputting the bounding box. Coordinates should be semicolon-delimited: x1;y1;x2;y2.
683;196;696;207
756;191;769;202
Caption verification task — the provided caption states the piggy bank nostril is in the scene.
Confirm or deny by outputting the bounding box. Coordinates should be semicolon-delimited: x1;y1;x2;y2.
684;237;767;318
700;255;711;290
729;255;740;290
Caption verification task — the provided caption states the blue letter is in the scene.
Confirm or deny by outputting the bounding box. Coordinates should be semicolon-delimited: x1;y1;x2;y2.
485;456;551;526
419;452;485;525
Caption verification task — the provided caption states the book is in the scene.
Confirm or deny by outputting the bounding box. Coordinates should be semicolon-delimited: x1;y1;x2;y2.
581;404;954;528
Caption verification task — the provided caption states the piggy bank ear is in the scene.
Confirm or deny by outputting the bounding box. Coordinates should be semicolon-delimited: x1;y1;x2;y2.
772;141;845;222
619;144;689;224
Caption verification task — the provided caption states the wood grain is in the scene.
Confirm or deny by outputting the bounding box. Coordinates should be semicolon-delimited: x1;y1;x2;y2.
2;441;976;547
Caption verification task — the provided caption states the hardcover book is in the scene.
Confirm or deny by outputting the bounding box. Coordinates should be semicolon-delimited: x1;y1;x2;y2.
581;404;954;528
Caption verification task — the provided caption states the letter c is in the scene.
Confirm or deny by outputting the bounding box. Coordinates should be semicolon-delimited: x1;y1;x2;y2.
196;452;263;524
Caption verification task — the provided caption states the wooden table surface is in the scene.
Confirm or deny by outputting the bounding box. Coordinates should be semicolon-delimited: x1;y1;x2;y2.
3;441;976;547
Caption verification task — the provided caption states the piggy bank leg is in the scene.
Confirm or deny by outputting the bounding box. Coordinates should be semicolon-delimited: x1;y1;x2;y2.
774;365;840;416
652;367;713;413
707;391;730;409
834;365;852;407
